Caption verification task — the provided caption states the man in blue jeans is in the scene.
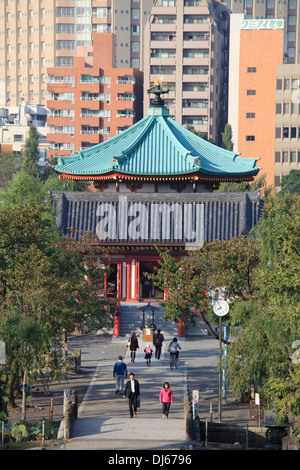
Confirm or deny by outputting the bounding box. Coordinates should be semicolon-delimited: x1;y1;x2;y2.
113;355;128;394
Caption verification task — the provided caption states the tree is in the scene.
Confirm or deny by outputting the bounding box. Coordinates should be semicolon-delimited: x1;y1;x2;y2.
279;169;300;195
0;171;47;208
21;126;40;177
225;193;300;418
45;173;89;192
148;237;260;339
0;151;19;188
221;123;234;151
0;203;111;408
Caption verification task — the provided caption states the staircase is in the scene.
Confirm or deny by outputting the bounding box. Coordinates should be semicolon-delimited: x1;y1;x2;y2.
119;301;178;339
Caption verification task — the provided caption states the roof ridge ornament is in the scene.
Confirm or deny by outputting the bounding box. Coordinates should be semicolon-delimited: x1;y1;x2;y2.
147;76;169;108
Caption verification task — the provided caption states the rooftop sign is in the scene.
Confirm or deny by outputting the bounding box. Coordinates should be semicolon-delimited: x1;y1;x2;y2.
241;19;285;30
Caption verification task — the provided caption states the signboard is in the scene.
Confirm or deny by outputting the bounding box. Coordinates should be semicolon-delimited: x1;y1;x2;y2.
241;19;285;30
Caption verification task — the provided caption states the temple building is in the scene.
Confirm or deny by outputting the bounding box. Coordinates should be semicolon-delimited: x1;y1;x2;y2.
51;84;263;337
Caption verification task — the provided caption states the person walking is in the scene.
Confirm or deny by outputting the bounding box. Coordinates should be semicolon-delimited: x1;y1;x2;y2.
153;329;164;359
123;372;140;418
129;332;139;363
113;355;127;395
159;382;173;419
144;344;153;367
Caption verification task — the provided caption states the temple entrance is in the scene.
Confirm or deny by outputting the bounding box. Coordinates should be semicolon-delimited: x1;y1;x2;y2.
139;261;164;300
105;258;164;302
106;264;118;296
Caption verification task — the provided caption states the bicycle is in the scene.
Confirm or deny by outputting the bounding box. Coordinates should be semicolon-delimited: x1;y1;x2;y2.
170;352;179;369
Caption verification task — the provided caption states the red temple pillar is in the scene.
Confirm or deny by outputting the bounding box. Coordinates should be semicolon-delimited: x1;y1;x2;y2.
126;260;131;301
178;317;185;338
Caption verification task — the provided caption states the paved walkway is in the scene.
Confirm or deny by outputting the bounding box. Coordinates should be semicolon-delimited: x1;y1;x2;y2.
63;334;249;450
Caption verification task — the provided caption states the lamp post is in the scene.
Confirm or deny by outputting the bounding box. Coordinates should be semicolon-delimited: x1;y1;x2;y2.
212;299;229;423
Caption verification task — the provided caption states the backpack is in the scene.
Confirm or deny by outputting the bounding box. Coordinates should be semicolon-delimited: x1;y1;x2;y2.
145;347;152;355
169;342;177;353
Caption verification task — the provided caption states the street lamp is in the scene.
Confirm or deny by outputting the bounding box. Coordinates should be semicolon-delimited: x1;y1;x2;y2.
212;299;229;423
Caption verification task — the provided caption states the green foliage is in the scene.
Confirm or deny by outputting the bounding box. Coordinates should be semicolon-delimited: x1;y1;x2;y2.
0;171;47;208
221;123;233;151
0;201;111;407
21;126;40;178
0;151;19;188
150;193;300;417
45;173;89;192
280;169;300;195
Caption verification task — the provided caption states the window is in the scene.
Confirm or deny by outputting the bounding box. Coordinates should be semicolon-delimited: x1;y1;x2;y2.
246;113;255;118
183;49;209;58
288;31;296;42
283;127;289;138
288;48;295;58
247;67;256;73
275;152;281;163
247;90;256;95
183;83;209;92
246;135;255;141
291;127;297;138
288;0;297;9
131;42;140;52
183;66;209;75
283;102;290;114
131;8;140;19
288;15;296;26
132;25;140;35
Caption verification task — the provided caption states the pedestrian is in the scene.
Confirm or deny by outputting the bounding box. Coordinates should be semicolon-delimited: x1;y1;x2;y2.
129;332;139;363
123;372;140;418
159;382;173;419
113;355;127;395
153;328;164;359
144;344;153;367
169;337;181;360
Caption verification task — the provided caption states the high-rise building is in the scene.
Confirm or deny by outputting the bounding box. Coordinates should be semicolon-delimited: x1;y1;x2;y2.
143;0;230;143
228;0;299;64
46;34;143;162
228;17;285;189
228;2;300;190
0;0;155;107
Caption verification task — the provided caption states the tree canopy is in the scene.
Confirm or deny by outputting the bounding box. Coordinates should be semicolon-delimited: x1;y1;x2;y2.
149;193;300;419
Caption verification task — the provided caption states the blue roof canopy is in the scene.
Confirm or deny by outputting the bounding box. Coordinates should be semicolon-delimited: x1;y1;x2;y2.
54;106;261;180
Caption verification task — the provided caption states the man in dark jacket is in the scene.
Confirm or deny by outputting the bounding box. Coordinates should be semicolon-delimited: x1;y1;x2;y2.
153;329;164;359
123;372;140;417
113;356;127;394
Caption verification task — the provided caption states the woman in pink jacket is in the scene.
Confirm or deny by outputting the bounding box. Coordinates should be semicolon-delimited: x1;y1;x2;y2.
159;382;173;419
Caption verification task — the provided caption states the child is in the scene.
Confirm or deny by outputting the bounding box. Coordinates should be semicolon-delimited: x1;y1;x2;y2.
159;382;173;419
144;344;153;367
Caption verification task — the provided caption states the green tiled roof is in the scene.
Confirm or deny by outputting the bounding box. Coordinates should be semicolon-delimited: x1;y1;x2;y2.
54;107;260;178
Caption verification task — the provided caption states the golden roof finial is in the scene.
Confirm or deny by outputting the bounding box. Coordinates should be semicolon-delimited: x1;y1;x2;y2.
154;75;163;88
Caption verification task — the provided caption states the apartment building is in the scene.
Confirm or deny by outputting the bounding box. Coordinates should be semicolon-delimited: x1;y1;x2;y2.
46;33;143;161
274;64;300;189
0;0;154;107
143;0;230;143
